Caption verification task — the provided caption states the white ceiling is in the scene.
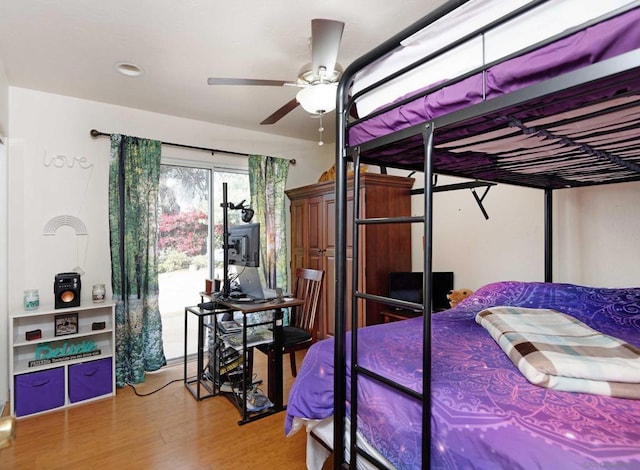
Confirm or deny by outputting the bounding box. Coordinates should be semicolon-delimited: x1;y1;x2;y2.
0;0;447;144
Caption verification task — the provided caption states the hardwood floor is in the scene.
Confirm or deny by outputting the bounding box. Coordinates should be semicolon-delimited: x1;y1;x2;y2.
1;351;309;469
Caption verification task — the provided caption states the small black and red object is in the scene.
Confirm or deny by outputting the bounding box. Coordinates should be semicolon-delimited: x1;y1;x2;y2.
25;329;42;341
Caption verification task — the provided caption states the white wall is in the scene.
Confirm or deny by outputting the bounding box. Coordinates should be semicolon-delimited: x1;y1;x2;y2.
0;60;8;136
554;182;640;286
0;60;9;411
7;87;331;307
398;170;640;290
4;87;332;406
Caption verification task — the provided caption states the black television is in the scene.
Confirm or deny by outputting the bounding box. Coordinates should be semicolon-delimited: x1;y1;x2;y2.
227;223;260;268
388;271;454;312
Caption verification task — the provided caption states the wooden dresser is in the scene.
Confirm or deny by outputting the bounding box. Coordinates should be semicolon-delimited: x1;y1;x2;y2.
286;173;413;339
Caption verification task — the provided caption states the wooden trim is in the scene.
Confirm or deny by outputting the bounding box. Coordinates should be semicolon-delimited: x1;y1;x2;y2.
286;173;414;200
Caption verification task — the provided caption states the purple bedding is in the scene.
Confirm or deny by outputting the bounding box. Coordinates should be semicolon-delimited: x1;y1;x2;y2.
348;7;640;148
285;281;640;469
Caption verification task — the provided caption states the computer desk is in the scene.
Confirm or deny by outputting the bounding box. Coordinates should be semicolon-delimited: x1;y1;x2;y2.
197;293;304;424
184;303;233;401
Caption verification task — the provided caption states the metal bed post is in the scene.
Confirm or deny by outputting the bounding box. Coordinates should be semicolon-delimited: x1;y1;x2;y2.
334;72;350;469
422;123;435;468
545;189;553;282
350;149;363;468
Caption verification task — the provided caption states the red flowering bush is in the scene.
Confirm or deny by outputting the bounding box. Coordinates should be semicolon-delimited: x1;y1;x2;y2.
158;210;208;256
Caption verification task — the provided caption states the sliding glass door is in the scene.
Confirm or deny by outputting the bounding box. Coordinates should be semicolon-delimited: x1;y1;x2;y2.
158;164;249;361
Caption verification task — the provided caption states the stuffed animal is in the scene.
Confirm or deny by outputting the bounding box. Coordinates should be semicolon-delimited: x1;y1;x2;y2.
318;164;336;182
446;288;474;308
318;163;368;182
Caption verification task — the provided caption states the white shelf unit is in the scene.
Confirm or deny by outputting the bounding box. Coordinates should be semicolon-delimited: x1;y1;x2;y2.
9;302;116;417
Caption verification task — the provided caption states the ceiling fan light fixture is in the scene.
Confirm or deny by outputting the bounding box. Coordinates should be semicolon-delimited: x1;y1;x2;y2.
297;62;343;86
296;82;338;114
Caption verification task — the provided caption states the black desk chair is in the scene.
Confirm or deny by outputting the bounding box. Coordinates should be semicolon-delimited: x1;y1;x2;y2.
250;267;324;379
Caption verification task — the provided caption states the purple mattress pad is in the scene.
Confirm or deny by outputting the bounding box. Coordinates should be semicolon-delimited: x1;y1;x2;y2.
348;8;640;148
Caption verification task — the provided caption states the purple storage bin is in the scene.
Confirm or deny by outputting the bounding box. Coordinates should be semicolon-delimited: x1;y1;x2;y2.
68;357;112;403
15;367;65;416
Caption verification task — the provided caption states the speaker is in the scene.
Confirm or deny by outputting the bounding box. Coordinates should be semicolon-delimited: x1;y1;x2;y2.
54;272;81;309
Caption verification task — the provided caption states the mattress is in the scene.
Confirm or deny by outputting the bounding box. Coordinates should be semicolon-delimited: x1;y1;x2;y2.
348;3;640;148
285;281;640;469
293;416;394;470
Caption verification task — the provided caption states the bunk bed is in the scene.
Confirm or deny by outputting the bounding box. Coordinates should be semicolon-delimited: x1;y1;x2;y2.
285;0;640;468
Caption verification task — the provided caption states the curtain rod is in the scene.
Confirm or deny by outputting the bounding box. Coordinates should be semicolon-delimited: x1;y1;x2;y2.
89;129;296;164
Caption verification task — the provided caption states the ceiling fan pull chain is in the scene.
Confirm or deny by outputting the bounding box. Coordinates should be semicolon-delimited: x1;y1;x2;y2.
318;113;325;146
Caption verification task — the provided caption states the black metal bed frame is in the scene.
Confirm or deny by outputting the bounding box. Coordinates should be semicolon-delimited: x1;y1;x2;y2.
332;0;640;468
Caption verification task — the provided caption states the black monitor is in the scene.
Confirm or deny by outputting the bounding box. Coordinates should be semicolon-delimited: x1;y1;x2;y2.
388;271;454;311
227;223;260;268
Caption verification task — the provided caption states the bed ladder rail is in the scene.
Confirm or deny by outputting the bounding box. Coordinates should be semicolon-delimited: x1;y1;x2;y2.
345;140;432;469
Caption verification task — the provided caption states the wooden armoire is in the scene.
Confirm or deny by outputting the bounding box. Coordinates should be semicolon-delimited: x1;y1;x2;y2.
286;173;414;340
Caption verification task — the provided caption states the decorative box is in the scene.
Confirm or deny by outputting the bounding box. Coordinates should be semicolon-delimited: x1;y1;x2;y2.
14;367;65;416
68;357;112;403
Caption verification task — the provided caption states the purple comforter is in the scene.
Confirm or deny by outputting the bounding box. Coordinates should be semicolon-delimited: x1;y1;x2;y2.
285;281;640;469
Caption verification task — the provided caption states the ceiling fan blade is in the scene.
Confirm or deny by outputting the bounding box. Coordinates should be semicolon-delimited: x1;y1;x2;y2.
207;77;294;87
311;19;344;79
260;98;300;125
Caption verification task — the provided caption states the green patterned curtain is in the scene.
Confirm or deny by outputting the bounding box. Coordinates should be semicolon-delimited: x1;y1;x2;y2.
109;134;166;387
248;155;290;290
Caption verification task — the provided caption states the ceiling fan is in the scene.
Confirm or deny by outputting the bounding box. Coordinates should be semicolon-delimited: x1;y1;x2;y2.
207;19;345;128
